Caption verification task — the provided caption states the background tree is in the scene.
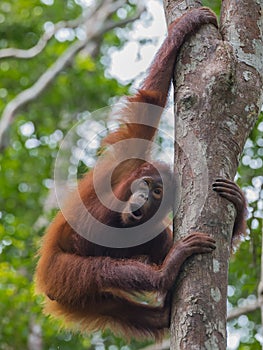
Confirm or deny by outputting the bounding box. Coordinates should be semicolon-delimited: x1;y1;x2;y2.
0;0;263;349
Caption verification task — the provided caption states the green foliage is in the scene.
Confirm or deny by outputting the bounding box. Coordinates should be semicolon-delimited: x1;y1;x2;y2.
227;113;263;350
202;0;221;16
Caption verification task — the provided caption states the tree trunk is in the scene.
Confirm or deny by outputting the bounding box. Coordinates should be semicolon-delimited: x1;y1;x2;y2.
163;0;263;348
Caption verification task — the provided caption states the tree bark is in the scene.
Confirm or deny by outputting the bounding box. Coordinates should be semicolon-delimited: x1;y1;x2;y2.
163;0;263;349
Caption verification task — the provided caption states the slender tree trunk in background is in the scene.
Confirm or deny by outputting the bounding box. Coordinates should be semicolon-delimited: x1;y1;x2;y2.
258;232;263;350
163;0;263;349
28;318;43;350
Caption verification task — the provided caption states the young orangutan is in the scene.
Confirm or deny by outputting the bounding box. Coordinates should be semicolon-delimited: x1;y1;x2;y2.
35;8;246;340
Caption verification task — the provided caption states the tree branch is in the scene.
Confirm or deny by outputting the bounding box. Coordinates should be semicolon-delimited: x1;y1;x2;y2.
0;4;101;60
163;0;202;25
227;300;263;321
0;40;87;150
0;1;145;150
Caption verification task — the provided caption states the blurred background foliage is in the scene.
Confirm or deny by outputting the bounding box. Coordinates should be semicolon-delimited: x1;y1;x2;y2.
0;0;262;349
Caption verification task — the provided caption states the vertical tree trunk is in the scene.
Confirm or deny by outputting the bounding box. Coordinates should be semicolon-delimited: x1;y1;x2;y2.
163;0;263;348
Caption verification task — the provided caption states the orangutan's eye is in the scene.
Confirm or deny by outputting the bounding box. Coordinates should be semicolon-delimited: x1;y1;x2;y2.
152;187;163;199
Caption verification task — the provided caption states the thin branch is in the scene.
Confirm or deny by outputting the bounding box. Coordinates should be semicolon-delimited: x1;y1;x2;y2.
0;8;97;60
0;40;86;149
103;3;146;33
0;22;75;59
0;1;145;150
227;299;263;321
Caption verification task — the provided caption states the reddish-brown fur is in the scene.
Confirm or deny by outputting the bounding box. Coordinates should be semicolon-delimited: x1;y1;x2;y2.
35;8;246;340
